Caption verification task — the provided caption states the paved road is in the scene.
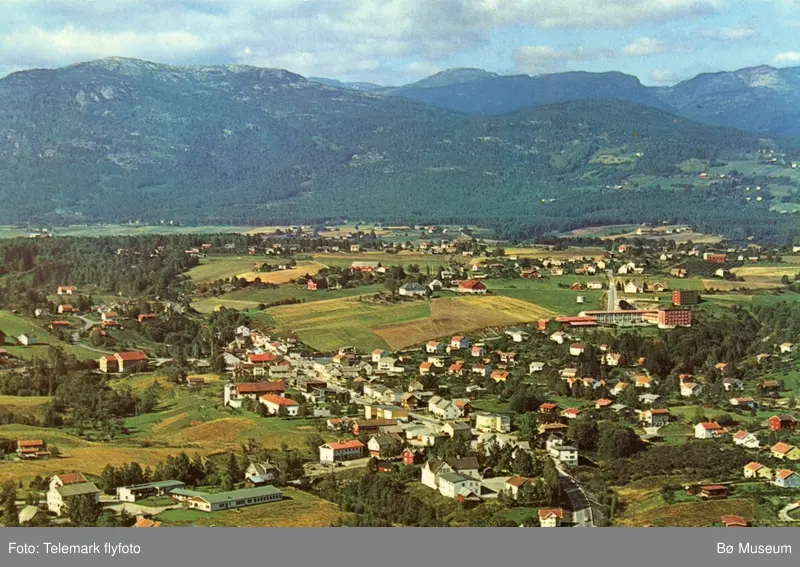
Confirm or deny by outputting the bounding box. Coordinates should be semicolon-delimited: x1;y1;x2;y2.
105;501;182;515
606;270;617;311
76;315;96;332
556;464;594;527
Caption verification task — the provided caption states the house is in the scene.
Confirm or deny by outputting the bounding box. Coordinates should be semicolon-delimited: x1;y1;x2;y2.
402;448;422;466
587;281;603;290
133;517;162;528
437;472;482;501
699;485;728;500
426;341;443;354
569;344;585;356
539;402;558;415
57;304;74;314
371;349;387;363
368;433;404;458
398;282;427;297
471;344;486;358
57;286;78;296
450;336;470;350
117;480;186;502
306;279;318;291
680;383;701;398
624;281;639;294
491;369;509;383
760;380;781;393
769;415;797;432
137;313;157;323
245;462;280;486
457;280;487;294
101;311;118;322
428;397;463;420
442;421;472;440
595;398;613;410
350;261;379;272
505;476;532;500
187;376;205;389
729;397;756;409
421;459;453;489
722;378;743;392
99;351;148;373
720;515;748;528
695;422;726;439
400;392;420;409
743;462;771;480
16;439;50;459
475;413;511;433
224;381;286;408
186;486;283;512
319;440;365;463
561;408;580;420
419;361;433;375
505;329;530;343
732;431;760;449
642;408;670;427
258;394;299;416
605;353;623;367
774;469;800;489
529;361;546;374
538;509;564;527
771;442;800;461
550;331;565;344
47;481;100;516
448;361;464;375
635;376;654;389
16;334;36;346
549;443;578;465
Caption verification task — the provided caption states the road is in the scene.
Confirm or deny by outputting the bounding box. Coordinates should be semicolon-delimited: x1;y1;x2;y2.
778;502;800;523
556;464;595;527
76;315;96;332
606;270;617;311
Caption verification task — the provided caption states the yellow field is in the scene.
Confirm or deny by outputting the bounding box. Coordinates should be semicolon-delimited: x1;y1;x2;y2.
160;417;258;446
616;498;755;527
235;261;324;283
373;296;555;350
479;247;606;262
0;395;52;421
702;279;780;291
731;265;799;283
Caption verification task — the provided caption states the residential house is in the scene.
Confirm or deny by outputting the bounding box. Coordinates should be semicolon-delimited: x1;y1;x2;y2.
550;331;565;344
117;480;186;502
428;397;463;420
529;361;546;374
595;398;613;410
368;434;404;459
780;342;795;354
505;329;530;343
224;381;286;408
569;343;585;356
771;442;800;461
681;382;702;398
695;422;726;439
642;408;670;427
450;336;470;350
47;479;100;516
99;351;148;374
57;304;74;314
16;439;50;459
491;369;509;383
732;431;760;449
471;345;486;358
720;515;747;528
426;341;443;354
743;462;772;480
398;282;427;297
16;334;36;346
561;408;581;420
475;413;511;433
729;397;756;410
319;440;364;463
549;441;578;465
56;286;78;295
457;280;487;295
769;415;797;432
635;375;655;389
437;472;482;501
245;462;280;486
774;469;800;489
538;509;563;527
258;394;299;416
505;476;533;500
442;421;472;440
605;353;623;367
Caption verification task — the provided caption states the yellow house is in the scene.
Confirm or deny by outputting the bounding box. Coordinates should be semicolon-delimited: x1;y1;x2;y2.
743;462;772;480
771;442;800;461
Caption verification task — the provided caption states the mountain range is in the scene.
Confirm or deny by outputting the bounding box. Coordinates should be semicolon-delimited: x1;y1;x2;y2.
0;58;795;242
312;65;800;136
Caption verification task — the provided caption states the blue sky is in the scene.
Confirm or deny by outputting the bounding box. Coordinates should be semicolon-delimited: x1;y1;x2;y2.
2;0;800;85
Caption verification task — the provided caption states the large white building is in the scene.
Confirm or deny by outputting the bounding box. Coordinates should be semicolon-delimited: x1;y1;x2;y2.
319;440;365;463
47;474;100;516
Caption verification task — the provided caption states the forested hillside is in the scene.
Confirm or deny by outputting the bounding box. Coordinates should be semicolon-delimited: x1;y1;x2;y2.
0;58;796;243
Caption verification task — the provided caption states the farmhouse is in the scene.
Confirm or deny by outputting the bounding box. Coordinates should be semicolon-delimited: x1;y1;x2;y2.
224;381;286;408
245;462;280;486
769;415;797;432
457;280;487;294
57;304;74;314
437;472;481;501
695;422;727;439
186;486;283;512
319;440;365;463
47;480;100;516
16;439;50;459
99;351;148;374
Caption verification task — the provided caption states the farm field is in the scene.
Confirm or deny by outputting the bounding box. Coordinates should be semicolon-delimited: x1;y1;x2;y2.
154;487;345;527
192;284;386;313
0;310;109;360
487;247;606;261
311;252;459;271
187;256;324;283
731;265;800;286
270;295;555;352
483;278;605;314
0;395;52;421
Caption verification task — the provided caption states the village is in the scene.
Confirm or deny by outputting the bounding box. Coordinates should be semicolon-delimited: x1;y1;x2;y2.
1;223;799;528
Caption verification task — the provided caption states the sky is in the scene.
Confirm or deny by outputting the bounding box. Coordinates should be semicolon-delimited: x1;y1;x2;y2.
2;0;800;86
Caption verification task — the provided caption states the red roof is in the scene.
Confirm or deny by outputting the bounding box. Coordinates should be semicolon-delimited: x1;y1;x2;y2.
235;381;286;394
458;280;486;290
540;403;557;410
776;469;795;480
649;408;670;415
17;439;44;447
327;440;364;451
259;394;298;406
55;472;87;485
701;485;727;491
115;351;147;361
698;421;721;430
506;476;528;488
538;509;563;520
772;442;795;454
721;515;747;527
248;353;276;363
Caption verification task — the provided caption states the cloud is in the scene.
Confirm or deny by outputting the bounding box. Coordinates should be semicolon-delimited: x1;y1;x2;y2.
649;68;678;85
622;37;664;56
406;61;444;78
773;51;800;65
0;0;728;82
514;45;596;74
702;25;757;41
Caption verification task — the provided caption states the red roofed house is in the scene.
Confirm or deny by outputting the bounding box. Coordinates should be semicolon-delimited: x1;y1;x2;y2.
771;442;800;461
774;469;800;488
695;422;726;439
595;398;613;409
99;351;148;374
248;352;278;376
642;408;670;427
539;402;558;415
137;313;157;323
743;462;772;480
259;394;299;416
457;280;487;295
17;439;50;459
307;279;318;291
720;515;747;528
561;408;581;420
491;369;510;382
538;509;564;527
319;440;364;463
700;485;728;499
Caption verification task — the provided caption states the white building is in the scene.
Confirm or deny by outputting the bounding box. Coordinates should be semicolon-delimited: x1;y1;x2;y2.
437;472;481;500
475;413;511;433
258;394;299;416
319;440;365;463
47;478;100;516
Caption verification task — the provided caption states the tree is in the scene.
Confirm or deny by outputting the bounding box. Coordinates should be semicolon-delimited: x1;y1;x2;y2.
511;449;539;477
66;493;102;527
543;458;562;505
2;481;18;527
222;452;241;490
598;423;640;459
569;418;599;451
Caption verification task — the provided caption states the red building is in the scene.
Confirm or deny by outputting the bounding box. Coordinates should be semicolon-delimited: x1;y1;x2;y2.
457;280;487;294
657;308;692;328
704;253;727;264
307;280;318;291
769;415;798;432
671;290;699;306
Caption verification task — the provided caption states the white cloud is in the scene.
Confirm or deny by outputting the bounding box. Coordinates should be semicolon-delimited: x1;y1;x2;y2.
773;51;800;65
649;68;677;85
406;61;444;78
0;0;727;82
622;37;664;56
514;45;595;74
702;25;757;40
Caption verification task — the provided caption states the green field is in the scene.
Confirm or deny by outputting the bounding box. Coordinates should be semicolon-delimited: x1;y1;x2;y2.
0;311;109;360
192;284;386;313
484;277;606;315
